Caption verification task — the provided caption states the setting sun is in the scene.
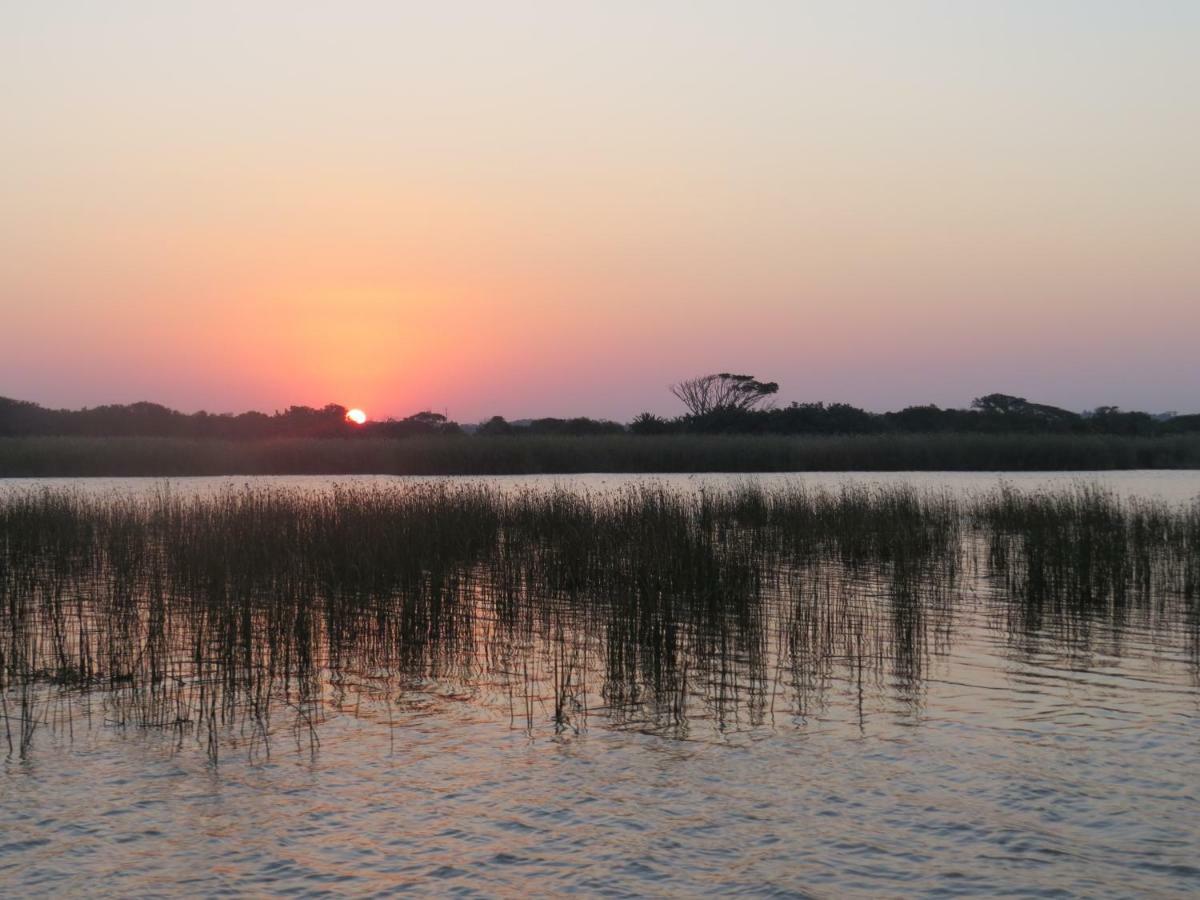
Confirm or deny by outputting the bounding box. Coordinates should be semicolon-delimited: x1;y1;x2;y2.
346;408;367;425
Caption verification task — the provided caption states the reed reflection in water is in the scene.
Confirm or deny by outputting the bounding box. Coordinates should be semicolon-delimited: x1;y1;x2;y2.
4;481;1200;896
2;482;1195;759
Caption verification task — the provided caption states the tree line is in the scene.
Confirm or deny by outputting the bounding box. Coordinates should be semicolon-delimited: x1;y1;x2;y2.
1;373;1196;440
0;397;625;440
635;374;1198;436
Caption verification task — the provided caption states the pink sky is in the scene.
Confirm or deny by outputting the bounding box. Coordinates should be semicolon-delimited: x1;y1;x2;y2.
3;3;1197;421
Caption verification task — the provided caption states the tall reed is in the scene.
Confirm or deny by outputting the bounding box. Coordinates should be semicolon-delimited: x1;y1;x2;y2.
1;482;1196;758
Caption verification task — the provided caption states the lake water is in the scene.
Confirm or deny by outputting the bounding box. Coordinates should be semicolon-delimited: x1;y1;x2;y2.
5;468;1200;502
2;472;1199;897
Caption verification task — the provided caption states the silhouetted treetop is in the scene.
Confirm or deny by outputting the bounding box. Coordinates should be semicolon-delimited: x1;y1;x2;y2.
477;415;514;436
1;389;1196;441
670;373;779;416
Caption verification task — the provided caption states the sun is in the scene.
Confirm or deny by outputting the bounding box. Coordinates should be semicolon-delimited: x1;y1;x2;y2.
345;408;367;425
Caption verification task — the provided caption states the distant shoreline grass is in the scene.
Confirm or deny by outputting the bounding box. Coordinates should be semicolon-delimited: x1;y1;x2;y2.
2;433;1199;477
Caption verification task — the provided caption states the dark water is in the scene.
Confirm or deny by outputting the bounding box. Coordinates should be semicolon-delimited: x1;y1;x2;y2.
2;478;1198;897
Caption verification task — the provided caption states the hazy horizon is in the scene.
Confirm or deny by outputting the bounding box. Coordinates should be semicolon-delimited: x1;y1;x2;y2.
3;387;1192;425
4;2;1197;420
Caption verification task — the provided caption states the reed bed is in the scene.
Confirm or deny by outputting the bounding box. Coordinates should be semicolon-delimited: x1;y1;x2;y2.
3;432;1200;476
1;482;1196;758
972;484;1200;653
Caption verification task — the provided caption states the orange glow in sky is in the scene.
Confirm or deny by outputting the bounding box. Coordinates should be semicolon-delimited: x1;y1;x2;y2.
1;4;1198;419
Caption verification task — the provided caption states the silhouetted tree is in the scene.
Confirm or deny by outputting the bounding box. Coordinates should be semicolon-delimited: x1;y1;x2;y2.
768;402;879;434
367;410;459;438
971;393;1027;415
629;412;672;435
971;394;1080;432
1086;406;1156;436
670;373;779;416
883;405;953;432
477;415;514;436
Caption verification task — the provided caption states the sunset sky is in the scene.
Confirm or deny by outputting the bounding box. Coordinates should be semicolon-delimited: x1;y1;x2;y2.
3;2;1197;420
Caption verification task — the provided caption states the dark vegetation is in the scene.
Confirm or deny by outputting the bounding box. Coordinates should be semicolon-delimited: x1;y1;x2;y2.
639;376;1197;437
2;433;1199;477
2;377;1196;443
3;374;1195;474
1;483;1196;759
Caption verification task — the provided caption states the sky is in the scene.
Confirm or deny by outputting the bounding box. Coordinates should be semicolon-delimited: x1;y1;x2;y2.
2;1;1197;421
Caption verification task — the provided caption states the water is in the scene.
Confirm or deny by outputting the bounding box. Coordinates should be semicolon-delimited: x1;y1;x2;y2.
2;474;1198;897
5;468;1200;503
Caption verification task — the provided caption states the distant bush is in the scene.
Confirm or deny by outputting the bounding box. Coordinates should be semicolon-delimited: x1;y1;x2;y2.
1163;413;1200;434
522;417;625;436
476;416;515;436
629;413;673;435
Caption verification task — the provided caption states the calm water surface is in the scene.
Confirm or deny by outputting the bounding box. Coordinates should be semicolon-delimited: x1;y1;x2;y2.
2;472;1198;897
5;469;1200;502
